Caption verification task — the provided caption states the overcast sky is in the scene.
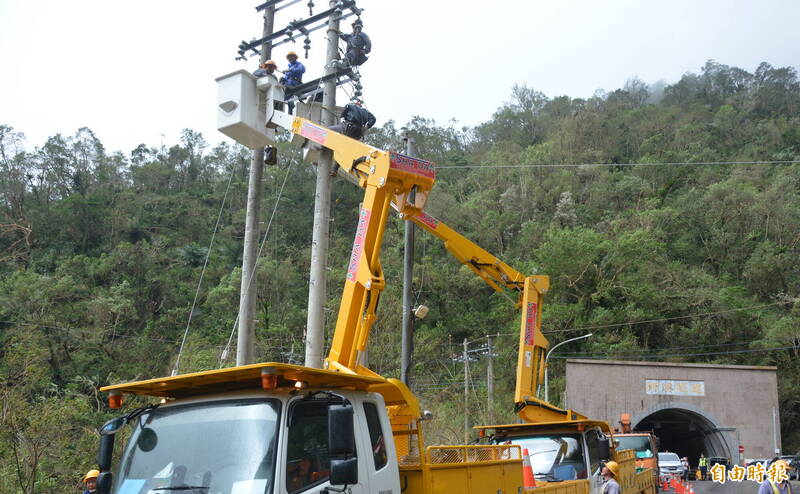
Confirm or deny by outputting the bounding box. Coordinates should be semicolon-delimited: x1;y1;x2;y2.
1;0;799;154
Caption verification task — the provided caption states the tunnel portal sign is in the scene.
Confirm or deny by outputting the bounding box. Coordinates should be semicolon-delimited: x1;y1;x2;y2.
645;379;705;396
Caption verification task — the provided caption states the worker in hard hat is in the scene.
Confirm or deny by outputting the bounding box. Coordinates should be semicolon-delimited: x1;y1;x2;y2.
82;469;99;494
601;461;621;494
280;51;305;114
253;60;278;78
280;51;305;88
758;459;794;494
338;19;371;67
329;100;376;141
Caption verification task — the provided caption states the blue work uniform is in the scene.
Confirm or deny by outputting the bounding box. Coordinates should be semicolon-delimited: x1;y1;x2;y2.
281;60;305;87
759;480;793;494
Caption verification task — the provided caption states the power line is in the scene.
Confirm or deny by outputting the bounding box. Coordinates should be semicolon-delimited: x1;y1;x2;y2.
542;300;795;334
436;160;800;170
555;340;755;355
220;158;296;367
173;166;236;375
551;345;797;360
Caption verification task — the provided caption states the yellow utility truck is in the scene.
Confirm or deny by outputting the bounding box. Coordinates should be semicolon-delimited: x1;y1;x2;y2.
406;213;657;494
93;71;652;494
93;74;525;494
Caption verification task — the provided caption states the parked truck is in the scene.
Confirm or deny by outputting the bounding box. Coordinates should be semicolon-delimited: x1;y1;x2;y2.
93;71;653;494
93;74;527;494
611;414;660;486
415;214;658;494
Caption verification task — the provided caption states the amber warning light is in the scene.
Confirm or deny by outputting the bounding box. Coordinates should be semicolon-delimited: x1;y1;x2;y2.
108;390;124;409
261;368;278;390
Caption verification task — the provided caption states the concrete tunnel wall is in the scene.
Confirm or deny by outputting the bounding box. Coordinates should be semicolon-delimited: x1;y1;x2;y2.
564;359;780;462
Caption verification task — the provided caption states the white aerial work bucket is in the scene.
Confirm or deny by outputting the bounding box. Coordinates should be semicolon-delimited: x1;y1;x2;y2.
215;69;275;149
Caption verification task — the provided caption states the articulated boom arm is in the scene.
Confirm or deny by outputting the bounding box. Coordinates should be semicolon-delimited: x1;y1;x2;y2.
270;110;435;417
407;210;582;423
409;211;535;298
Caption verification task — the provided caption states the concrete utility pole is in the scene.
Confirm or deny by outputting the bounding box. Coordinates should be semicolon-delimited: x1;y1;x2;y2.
305;1;341;369
401;133;417;385
463;338;469;444
487;334;495;425
237;4;275;366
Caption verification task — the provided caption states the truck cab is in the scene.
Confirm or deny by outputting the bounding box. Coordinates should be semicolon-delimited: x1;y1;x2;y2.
98;364;402;494
113;392;396;494
612;433;659;484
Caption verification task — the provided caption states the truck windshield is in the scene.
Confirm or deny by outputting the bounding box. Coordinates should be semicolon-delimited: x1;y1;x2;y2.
500;434;586;481
615;436;654;458
112;399;281;494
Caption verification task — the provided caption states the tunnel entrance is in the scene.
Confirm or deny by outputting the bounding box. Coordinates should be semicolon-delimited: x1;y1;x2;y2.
635;407;731;467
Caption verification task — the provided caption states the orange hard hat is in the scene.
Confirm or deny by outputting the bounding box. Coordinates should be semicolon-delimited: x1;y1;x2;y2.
260;60;277;68
286;51;298;58
83;469;100;482
604;461;620;477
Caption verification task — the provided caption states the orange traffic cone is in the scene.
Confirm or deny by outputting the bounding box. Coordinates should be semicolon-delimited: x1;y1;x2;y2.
688;484;694;494
522;448;536;488
662;478;669;491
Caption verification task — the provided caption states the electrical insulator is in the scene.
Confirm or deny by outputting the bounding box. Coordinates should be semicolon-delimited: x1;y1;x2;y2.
304;36;311;58
264;146;278;166
307;1;314;16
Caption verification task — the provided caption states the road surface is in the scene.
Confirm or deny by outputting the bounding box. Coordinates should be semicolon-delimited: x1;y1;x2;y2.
685;479;795;494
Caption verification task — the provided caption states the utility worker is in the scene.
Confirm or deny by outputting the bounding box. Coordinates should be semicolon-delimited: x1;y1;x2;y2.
601;461;621;494
280;51;305;88
280;51;305;114
758;459;794;494
253;60;278;78
82;469;99;494
329;101;376;141
338;19;371;67
698;453;707;480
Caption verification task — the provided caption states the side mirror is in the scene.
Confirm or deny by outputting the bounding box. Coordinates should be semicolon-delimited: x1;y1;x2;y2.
599;437;611;461
328;404;355;457
330;458;358;485
96;472;113;494
100;417;126;436
98;434;115;471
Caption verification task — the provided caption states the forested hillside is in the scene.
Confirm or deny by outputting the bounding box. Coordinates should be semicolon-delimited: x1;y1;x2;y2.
2;60;799;493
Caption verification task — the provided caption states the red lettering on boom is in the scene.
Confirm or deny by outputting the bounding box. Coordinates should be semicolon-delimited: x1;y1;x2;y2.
524;303;537;345
416;212;439;230
389;152;435;179
300;122;328;146
347;208;371;282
